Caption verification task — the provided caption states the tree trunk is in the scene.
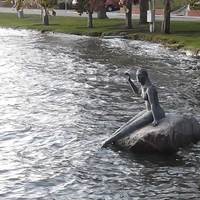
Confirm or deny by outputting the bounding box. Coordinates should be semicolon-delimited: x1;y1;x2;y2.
43;8;49;25
41;8;43;21
162;0;171;34
88;11;93;28
17;10;24;18
139;0;148;24
97;7;108;19
125;2;132;29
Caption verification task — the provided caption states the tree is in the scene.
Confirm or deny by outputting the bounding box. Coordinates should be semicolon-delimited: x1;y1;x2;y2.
16;0;24;18
97;6;108;19
188;0;200;9
139;0;148;24
9;0;26;18
95;0;108;19
75;0;106;28
97;0;120;19
37;0;57;25
10;0;56;24
119;0;139;29
162;0;171;34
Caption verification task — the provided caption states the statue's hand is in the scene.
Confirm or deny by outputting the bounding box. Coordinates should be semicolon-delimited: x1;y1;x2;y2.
125;72;131;80
152;120;158;127
101;141;110;148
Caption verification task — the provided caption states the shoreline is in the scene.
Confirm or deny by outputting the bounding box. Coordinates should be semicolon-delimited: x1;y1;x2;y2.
101;32;200;58
2;25;200;58
3;26;200;59
126;33;200;58
0;13;200;58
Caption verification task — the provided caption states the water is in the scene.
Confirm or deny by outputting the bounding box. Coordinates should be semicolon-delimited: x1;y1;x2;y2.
0;28;200;200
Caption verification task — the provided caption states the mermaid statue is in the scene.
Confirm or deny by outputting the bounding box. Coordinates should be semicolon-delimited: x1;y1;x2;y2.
102;68;165;148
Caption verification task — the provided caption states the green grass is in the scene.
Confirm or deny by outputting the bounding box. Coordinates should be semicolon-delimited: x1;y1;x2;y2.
155;0;188;10
0;13;200;52
137;20;200;50
0;13;126;35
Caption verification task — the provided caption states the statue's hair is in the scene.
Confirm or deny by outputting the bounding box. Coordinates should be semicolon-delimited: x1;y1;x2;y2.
136;68;148;78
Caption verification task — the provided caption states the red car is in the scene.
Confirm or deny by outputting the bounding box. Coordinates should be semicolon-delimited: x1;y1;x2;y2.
105;0;120;12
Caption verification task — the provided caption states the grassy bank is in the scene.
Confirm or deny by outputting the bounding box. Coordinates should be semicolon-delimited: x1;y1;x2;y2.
155;0;188;10
0;13;126;35
0;13;200;53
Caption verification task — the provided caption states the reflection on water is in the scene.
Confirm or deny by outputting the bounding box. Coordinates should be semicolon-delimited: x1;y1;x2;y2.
0;28;200;200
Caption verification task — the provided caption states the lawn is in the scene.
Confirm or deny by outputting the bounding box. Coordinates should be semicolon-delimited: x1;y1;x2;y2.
155;0;188;10
0;13;200;52
0;13;126;35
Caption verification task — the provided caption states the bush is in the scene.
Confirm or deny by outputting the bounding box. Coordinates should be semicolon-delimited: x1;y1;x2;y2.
189;0;200;10
171;0;188;11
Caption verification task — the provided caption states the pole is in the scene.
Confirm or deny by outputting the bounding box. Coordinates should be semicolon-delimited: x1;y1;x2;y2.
152;0;155;32
148;0;155;33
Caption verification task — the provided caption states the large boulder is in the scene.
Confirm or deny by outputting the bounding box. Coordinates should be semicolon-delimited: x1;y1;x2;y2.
115;113;200;153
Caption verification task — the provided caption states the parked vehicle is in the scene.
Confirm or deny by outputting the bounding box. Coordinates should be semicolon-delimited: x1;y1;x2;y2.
68;0;120;12
105;0;120;12
72;0;77;6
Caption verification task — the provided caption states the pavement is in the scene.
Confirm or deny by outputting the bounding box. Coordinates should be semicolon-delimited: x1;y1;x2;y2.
0;7;200;22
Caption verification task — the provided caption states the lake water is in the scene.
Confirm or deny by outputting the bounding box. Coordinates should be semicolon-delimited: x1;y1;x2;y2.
0;28;200;200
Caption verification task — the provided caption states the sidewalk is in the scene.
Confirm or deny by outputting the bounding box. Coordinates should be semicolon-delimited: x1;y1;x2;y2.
0;7;200;22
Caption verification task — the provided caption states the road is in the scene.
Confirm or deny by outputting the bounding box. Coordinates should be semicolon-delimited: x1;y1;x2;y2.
0;7;200;22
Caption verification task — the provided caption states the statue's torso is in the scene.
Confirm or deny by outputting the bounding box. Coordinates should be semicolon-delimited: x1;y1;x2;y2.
141;87;151;111
141;86;165;119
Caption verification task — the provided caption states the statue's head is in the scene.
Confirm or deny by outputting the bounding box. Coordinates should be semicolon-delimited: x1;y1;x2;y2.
136;68;148;85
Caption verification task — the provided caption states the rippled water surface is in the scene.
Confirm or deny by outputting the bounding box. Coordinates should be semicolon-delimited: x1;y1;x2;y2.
0;28;200;200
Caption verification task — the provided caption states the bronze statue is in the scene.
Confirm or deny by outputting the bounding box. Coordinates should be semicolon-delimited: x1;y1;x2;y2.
102;68;165;148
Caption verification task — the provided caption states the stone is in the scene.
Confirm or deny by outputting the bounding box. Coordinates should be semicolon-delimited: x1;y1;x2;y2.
115;113;200;153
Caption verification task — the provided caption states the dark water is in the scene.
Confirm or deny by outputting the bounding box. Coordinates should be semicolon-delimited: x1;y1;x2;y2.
0;28;200;200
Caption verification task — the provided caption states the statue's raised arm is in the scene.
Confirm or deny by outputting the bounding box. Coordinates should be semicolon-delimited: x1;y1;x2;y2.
125;72;139;95
102;68;165;148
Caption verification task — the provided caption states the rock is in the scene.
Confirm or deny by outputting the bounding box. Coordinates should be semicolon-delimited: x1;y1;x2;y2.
115;113;200;153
